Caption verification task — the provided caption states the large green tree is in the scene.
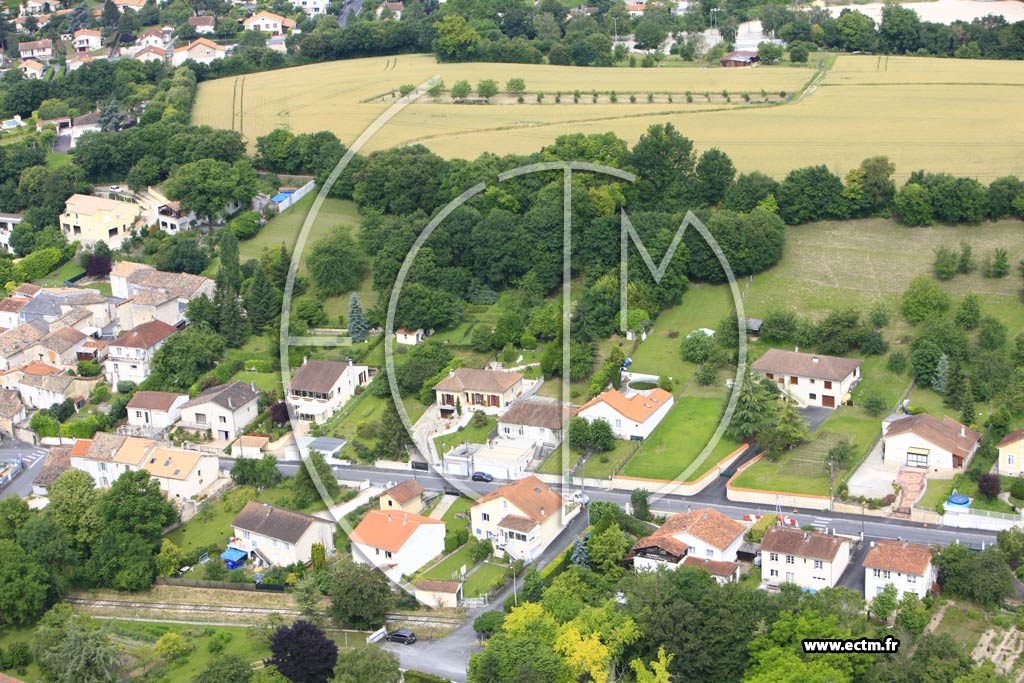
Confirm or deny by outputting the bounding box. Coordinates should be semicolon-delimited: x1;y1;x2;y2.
165;158;259;220
328;560;393;630
149;325;225;390
307;229;367;297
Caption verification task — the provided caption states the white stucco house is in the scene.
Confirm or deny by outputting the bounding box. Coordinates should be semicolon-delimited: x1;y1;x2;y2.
349;510;445;582
497;398;566;448
760;526;851;592
863;540;935;600
881;413;980;475
576;388;674;440
179;381;260;441
395;327;424;345
103;320;178;386
631;508;746;580
286;359;372;425
126;391;188;433
229;501;336;568
751;349;862;409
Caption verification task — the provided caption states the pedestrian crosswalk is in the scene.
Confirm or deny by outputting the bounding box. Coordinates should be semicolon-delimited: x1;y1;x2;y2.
811;518;830;532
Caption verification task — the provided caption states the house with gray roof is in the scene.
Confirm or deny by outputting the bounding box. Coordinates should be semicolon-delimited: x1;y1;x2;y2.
179;381;260;441
228;501;335;568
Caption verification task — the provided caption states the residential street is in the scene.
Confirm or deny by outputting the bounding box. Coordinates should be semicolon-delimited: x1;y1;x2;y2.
0;438;49;500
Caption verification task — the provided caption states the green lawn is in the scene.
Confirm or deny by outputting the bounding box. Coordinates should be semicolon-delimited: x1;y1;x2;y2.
463;561;509;598
441;496;472;527
421;544;476;582
951;475;1017;514
732;408;882;496
630;283;735;389
537;444;582;476
238;194;377;320
622;395;742;481
581;438;639;479
0;624;42;681
105;620;270;680
35;259;85;286
916;478;954;511
46;152;72;169
166;484;327;557
231;369;283;395
82;281;113;296
435;415;496;460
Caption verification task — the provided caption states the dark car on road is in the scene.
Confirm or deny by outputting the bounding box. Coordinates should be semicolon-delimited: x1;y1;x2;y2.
471;471;493;482
386;629;417;644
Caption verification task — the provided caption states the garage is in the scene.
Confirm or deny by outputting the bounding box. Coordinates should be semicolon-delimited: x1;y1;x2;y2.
822;395;835;408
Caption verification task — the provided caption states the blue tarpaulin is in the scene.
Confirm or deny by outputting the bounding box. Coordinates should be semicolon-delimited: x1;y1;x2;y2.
221;547;247;569
271;192;293;203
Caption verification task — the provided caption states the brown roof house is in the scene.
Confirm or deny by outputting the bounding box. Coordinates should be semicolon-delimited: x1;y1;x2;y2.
469;475;581;562
631;508;745;581
0;389;25;436
760;526;851;592
126;390;188;435
229;501;335;568
33;444;71;496
882;413;980;474
864;540;935;600
103;320;177;386
287;358;372;425
751;349;862;410
497;397;570;447
414;579;462;608
349;509;444;582
380;479;426;514
433;367;524;417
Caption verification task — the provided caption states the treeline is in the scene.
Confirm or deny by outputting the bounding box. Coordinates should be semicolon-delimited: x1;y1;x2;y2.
763;4;1024;59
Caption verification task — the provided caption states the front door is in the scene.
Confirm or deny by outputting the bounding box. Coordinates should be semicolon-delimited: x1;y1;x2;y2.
822;395;835;408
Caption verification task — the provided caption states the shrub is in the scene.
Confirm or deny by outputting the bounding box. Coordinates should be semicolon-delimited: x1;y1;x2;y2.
978;473;1001;499
1010;477;1024;501
117;381;137;394
207;630;233;654
933;246;958;280
746;514;778;542
154;632;193;661
77;360;102;377
887;350;908;374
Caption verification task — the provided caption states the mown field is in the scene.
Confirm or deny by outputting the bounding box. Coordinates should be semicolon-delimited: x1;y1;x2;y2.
194;54;1024;180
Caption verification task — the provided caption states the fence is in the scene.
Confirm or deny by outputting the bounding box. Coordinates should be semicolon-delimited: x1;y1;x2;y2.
275;180;316;212
156;577;289;592
366;626;387;643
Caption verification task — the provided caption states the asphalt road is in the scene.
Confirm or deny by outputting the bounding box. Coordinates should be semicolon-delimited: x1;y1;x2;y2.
221;459;1001;550
0;438;49;500
337;0;364;28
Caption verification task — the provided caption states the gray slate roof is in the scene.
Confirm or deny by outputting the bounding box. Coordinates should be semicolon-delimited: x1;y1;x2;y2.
183;381;259;412
232;501;330;544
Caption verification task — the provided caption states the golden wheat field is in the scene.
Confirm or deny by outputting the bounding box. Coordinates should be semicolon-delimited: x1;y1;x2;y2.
193;53;1024;179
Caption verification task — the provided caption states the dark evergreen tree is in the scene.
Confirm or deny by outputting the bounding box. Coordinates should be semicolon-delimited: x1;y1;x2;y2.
243;263;280;331
218;228;242;295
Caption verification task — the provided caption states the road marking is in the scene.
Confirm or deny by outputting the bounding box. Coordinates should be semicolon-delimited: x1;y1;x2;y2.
812;518;830;532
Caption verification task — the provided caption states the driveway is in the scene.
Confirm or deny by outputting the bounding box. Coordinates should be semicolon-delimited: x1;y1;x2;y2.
837;538;869;596
381;506;590;681
846;441;899;500
798;406;832;433
52;135;71;154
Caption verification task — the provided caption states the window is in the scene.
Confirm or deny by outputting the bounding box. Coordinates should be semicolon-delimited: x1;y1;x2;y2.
908;574;917;584
385;551;393;559
824;380;832;389
883;570;891;579
135;411;142;418
809;393;817;400
766;373;774;379
705;549;713;558
195;413;207;424
786;572;794;583
481;513;490;522
1009;455;1016;466
906;447;929;468
219;416;227;423
814;560;823;569
785;555;794;565
769;552;778;562
810;379;815;384
769;569;778;578
615;419;621;428
873;568;881;578
790;376;798;385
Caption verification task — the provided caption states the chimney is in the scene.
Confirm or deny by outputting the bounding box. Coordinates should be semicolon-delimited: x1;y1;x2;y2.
251;381;257;393
794;346;799;353
540;506;545;517
402;512;407;525
387;512;392;522
228;397;234;409
349;359;354;367
803;532;810;541
812;356;819;363
303;356;308;365
703;510;708;520
960;425;965;437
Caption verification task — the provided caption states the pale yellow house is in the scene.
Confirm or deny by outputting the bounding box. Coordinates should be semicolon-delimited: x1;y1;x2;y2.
433;367;524;417
380;479;425;513
997;428;1024;476
60;194;141;248
468;475;580;562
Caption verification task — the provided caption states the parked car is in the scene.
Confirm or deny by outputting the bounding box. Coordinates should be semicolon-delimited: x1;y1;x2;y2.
471;471;493;482
386;629;417;645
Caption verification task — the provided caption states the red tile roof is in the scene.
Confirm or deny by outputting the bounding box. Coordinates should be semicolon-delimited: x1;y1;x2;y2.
864;540;932;576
